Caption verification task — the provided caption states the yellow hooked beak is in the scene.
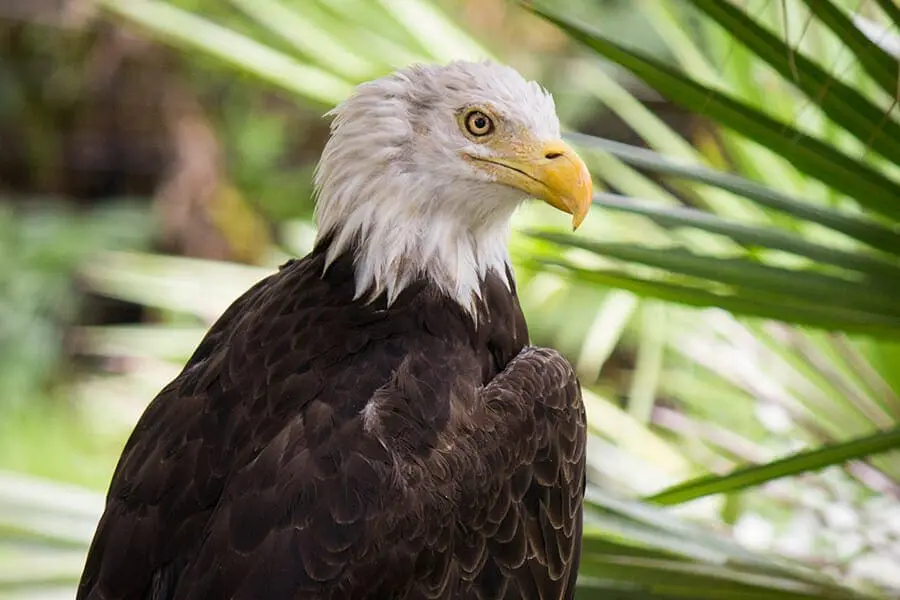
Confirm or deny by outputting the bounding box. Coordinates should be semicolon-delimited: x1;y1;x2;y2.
475;139;593;230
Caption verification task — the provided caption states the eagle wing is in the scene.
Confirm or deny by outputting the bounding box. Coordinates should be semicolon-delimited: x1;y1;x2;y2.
469;346;586;600
76;273;280;600
167;346;585;600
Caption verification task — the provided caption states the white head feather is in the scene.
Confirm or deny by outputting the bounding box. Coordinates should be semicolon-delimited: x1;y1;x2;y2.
313;61;560;314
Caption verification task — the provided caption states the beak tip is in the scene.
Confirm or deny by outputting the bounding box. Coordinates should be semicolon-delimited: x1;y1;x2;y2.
572;211;587;231
571;182;592;232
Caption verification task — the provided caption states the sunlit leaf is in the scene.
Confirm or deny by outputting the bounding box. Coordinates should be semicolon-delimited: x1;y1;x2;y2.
526;3;900;222
796;0;900;96
648;426;900;505
97;0;354;105
532;233;900;318
528;257;900;338
567;133;900;256
686;0;900;163
586;192;900;281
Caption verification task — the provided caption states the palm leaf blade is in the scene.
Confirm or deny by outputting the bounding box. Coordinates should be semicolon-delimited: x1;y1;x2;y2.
796;0;900;96
97;0;353;105
525;4;900;221
531;233;900;317
527;258;900;337
587;193;900;281
566;133;900;256
647;426;900;505
686;0;900;163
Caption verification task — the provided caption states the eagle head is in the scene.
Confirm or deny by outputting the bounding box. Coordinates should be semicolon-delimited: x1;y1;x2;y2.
314;61;592;313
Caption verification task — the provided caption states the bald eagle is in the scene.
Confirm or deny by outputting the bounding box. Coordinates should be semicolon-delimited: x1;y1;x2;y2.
78;61;591;600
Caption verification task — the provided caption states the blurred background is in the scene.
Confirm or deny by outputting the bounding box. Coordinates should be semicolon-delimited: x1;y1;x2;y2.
3;0;900;598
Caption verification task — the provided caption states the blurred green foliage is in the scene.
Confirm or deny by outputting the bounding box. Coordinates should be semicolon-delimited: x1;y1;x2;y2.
0;201;150;488
0;201;150;410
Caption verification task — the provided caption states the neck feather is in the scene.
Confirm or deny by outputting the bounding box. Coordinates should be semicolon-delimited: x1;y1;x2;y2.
315;177;515;315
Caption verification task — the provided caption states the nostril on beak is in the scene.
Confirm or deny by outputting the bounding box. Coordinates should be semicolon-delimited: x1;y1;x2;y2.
545;151;563;160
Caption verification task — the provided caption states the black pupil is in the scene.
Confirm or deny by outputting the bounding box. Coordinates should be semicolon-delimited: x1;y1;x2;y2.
472;116;487;130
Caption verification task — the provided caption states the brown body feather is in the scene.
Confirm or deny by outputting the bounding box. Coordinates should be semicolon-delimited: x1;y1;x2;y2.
77;238;586;600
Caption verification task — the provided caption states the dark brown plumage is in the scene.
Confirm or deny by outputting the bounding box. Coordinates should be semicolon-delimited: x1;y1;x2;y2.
77;236;586;599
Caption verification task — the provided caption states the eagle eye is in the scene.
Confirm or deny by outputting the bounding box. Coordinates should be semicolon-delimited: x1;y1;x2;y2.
464;110;494;137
